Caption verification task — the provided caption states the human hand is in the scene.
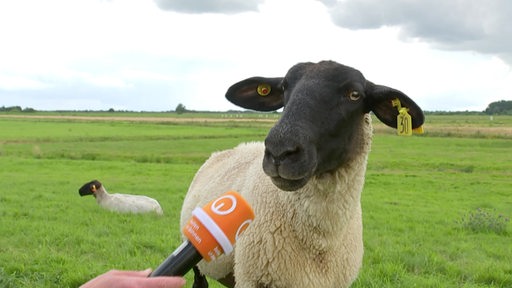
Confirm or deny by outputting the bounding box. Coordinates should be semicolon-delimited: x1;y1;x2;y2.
80;268;186;288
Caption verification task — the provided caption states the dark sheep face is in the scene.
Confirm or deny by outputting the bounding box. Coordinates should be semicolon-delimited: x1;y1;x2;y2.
78;180;102;197
225;61;424;191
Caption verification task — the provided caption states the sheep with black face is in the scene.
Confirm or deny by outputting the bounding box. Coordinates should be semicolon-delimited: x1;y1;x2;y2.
79;180;163;215
181;60;424;287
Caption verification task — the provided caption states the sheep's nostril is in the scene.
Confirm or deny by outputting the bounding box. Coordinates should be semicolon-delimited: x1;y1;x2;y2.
280;147;300;160
266;146;300;167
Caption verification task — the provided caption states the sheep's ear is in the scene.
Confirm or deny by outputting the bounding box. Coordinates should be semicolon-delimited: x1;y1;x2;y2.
93;180;102;189
365;81;425;130
225;77;284;111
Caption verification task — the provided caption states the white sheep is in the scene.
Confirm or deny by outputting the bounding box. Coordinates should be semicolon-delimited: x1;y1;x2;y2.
181;61;424;287
79;180;163;215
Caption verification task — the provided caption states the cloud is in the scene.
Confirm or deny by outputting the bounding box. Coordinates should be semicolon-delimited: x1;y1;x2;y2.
153;0;263;14
321;0;512;65
1;0;511;112
0;75;52;91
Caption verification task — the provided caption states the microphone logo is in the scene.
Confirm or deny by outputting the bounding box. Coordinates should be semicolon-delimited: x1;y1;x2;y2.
211;194;237;215
183;191;254;261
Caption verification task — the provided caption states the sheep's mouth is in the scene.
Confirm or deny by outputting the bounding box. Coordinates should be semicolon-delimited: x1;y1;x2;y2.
270;176;309;191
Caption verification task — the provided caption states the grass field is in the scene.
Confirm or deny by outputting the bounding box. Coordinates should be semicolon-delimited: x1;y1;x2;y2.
0;113;511;287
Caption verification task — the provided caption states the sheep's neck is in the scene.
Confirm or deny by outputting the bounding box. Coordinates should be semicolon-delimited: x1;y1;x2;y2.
94;188;110;202
283;124;370;250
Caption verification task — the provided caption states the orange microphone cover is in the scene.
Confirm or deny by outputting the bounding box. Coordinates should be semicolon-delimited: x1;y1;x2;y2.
183;191;254;262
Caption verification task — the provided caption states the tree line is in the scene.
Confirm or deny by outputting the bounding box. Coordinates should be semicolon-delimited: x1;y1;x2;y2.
2;100;512;115
483;100;512;115
0;106;36;112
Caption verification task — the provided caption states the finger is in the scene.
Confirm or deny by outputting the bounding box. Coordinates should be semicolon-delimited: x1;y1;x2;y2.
134;277;186;288
106;269;152;277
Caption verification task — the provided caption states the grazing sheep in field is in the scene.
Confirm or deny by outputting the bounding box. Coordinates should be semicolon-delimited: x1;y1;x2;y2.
181;60;424;287
79;180;163;215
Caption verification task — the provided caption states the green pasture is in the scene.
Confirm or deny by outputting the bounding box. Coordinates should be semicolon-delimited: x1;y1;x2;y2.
0;114;511;287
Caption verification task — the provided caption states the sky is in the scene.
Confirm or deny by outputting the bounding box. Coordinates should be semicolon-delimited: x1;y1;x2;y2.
0;0;511;112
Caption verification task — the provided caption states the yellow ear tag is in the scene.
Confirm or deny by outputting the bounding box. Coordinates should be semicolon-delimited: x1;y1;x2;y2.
413;125;424;134
392;98;424;135
91;185;97;192
257;84;271;96
392;98;412;136
391;98;402;108
397;107;413;136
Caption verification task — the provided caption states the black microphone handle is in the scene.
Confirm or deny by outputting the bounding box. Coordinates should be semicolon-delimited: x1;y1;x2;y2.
149;240;203;277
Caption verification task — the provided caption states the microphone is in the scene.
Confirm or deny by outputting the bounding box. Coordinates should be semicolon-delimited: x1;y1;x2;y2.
149;190;254;277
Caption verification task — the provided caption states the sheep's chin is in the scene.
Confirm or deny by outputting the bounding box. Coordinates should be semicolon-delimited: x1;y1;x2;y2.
271;176;309;191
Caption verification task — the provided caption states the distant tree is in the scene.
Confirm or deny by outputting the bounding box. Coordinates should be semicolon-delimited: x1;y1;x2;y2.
108;108;115;112
175;103;187;114
0;106;22;112
484;100;512;115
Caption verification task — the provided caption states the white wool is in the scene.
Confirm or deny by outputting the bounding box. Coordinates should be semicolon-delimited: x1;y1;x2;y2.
180;114;373;287
94;186;163;215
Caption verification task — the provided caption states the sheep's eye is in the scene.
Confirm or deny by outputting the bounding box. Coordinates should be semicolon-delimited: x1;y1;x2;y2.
348;90;360;101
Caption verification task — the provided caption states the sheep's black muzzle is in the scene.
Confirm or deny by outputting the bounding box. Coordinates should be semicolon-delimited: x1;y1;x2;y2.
78;185;93;196
263;126;317;191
